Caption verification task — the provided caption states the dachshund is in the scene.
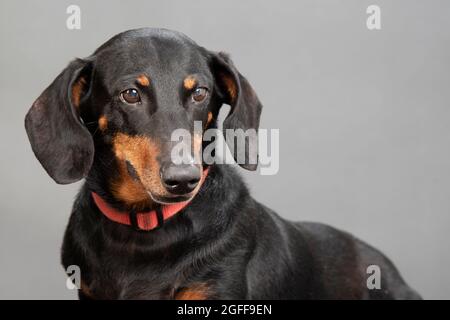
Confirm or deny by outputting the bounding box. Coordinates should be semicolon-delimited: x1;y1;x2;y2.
25;28;421;299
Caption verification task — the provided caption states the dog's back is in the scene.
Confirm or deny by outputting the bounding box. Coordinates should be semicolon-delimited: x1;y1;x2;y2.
237;199;421;299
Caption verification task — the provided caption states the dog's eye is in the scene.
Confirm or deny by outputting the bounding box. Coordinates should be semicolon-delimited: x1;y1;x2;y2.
192;87;208;103
120;89;141;104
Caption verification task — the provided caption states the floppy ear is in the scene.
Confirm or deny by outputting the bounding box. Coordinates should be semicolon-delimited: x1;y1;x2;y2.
24;59;94;184
210;52;263;171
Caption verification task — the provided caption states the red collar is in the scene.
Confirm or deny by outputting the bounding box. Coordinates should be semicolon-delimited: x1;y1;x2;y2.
92;168;209;231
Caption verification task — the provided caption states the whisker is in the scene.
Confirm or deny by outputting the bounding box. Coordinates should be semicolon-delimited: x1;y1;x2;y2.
84;121;98;126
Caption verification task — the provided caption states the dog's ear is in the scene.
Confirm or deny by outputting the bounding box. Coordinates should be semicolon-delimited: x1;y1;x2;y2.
209;52;262;171
25;58;94;184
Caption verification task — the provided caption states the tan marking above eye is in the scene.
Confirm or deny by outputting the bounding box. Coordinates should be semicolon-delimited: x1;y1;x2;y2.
98;115;108;131
183;76;197;90
137;74;150;87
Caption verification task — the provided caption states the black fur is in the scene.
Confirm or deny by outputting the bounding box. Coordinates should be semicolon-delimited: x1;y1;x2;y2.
25;28;421;299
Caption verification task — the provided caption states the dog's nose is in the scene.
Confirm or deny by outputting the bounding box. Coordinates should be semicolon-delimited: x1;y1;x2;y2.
161;164;201;195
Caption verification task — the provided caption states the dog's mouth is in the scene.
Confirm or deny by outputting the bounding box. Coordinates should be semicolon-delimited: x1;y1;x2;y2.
147;191;193;205
124;160;207;205
125;162;194;205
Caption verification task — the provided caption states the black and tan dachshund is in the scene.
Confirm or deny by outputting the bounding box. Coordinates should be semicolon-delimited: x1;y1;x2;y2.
25;28;420;299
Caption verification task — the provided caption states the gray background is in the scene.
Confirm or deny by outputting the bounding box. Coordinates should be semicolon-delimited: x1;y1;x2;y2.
1;0;449;299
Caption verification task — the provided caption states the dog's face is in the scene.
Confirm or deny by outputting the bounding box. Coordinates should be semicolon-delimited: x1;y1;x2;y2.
25;28;262;208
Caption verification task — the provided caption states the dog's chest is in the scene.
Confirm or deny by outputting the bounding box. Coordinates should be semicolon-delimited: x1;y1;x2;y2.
79;256;213;300
82;272;211;300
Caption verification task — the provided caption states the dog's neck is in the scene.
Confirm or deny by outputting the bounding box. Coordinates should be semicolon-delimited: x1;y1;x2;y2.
90;168;210;231
77;165;243;260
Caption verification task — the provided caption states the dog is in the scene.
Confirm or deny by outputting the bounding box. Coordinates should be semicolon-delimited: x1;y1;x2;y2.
25;28;420;299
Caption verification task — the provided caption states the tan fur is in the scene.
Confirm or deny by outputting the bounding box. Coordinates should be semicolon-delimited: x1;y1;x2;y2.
220;73;237;103
98;115;108;131
80;281;95;299
110;160;153;210
137;74;150;87
206;112;213;128
111;133;167;209
71;77;87;107
175;283;209;300
183;76;197;90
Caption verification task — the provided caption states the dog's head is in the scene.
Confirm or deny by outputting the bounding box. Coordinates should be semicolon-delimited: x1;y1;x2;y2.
25;28;262;207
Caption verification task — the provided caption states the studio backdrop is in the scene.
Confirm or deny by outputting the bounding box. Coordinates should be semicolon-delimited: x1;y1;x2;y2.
0;0;449;299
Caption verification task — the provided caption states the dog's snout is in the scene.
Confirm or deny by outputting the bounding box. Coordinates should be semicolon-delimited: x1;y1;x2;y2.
161;164;201;195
